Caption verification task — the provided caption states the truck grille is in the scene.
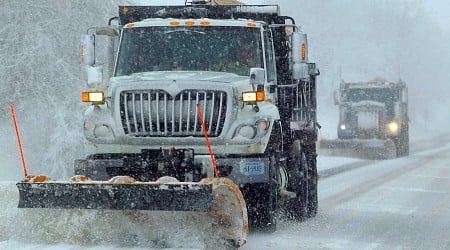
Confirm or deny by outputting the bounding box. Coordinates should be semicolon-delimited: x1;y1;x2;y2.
120;90;227;137
356;111;380;130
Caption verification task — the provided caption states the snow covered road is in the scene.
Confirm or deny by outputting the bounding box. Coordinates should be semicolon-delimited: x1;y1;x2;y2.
2;134;450;249
242;138;450;250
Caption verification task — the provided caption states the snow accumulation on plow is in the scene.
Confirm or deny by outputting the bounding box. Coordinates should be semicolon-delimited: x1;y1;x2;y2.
14;175;248;248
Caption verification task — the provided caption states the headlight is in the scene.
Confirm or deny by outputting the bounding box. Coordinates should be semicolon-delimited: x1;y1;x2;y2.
82;91;105;104
94;124;114;138
238;125;257;139
256;119;270;130
242;91;265;103
83;120;95;131
339;124;347;130
388;121;399;133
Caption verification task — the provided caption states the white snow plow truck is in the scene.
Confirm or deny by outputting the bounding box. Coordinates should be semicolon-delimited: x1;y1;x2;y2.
16;1;319;247
320;78;409;159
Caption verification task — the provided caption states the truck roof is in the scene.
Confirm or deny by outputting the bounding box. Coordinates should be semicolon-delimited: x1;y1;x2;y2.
126;18;263;28
342;77;405;89
118;5;286;26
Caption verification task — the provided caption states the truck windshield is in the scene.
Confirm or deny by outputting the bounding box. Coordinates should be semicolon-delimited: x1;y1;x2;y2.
115;26;263;76
345;88;396;103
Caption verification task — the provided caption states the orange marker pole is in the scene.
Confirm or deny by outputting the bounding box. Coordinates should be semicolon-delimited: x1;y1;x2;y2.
10;104;28;177
197;105;219;177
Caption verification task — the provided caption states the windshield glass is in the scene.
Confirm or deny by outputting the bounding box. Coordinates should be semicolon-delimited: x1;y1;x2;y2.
115;26;263;76
344;88;396;103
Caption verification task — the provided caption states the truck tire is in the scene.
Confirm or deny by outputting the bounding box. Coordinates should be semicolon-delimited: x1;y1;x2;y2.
284;141;318;220
402;129;410;156
393;129;407;157
383;139;397;159
398;127;409;157
303;143;318;217
243;135;280;233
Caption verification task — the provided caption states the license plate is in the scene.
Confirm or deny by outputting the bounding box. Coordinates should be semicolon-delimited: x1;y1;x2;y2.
241;161;265;176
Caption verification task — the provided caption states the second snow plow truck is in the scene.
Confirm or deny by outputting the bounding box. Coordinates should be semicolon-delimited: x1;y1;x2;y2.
320;78;409;159
16;1;319;247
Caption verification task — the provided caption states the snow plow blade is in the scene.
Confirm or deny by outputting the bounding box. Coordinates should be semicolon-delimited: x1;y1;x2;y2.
319;138;396;159
16;175;248;247
17;176;211;211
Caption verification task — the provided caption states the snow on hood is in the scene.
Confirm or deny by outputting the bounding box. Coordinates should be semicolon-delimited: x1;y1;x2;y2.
110;71;250;85
351;100;385;110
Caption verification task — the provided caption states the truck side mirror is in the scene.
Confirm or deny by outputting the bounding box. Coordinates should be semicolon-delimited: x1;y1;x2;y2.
291;31;309;80
333;89;340;105
82;65;104;89
401;88;408;103
81;34;104;88
81;34;95;66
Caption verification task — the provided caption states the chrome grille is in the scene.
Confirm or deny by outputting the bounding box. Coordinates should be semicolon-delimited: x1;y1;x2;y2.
120;90;227;137
356;111;379;130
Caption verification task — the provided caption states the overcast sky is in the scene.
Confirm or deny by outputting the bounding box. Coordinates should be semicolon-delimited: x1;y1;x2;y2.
136;0;450;30
423;0;450;30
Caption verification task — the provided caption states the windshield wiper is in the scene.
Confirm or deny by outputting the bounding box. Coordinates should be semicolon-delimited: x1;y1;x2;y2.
164;29;206;35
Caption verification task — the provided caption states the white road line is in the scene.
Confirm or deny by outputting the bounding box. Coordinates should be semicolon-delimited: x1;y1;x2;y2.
381;186;448;194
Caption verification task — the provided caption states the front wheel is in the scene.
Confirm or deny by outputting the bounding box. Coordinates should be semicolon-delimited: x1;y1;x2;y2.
242;154;278;233
283;141;318;220
396;127;410;157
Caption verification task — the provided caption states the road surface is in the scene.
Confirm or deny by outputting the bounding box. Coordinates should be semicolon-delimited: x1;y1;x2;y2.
1;134;449;250
243;134;450;249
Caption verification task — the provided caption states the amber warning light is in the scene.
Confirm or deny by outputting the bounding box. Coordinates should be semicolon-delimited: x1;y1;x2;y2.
82;91;105;104
301;43;306;61
242;91;265;103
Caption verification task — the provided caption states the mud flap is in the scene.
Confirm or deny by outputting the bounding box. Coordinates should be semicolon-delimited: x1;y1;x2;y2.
16;175;247;247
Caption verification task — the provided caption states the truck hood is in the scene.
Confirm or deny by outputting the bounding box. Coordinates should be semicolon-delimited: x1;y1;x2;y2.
110;71;250;86
350;100;385;111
